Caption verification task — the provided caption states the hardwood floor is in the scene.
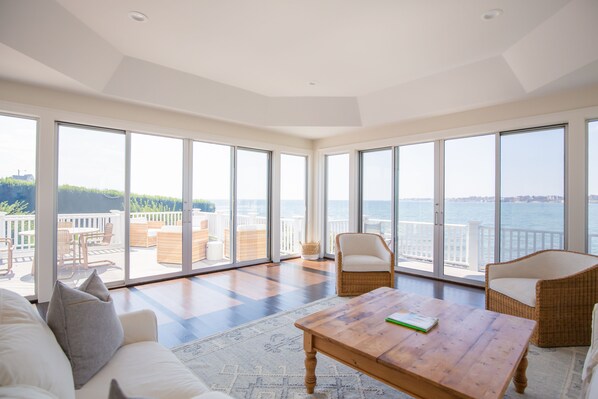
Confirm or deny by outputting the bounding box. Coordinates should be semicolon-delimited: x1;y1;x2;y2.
109;258;485;348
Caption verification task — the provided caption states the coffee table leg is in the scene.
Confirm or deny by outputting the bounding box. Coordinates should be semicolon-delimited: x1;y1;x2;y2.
304;333;317;393
514;347;528;393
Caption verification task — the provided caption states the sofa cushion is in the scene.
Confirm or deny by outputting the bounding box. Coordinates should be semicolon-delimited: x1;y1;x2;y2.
47;271;124;389
0;385;60;399
108;380;150;399
75;342;209;399
342;255;390;272
489;278;539;307
0;289;75;399
0;385;59;399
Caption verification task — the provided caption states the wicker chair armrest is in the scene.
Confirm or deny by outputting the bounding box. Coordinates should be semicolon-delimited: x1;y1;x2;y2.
536;265;598;308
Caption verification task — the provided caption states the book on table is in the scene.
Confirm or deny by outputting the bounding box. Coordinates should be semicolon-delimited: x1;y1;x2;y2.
385;312;439;332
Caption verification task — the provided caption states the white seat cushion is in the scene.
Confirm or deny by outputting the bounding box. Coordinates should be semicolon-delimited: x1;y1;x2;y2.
0;385;58;399
342;255;390;272
489;278;539;307
147;229;161;237
75;341;209;399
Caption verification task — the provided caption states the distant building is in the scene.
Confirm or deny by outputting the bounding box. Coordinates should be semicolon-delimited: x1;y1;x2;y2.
11;173;34;182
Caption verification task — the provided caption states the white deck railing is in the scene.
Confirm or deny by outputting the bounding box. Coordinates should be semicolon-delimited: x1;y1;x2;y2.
0;210;305;256
0;210;581;266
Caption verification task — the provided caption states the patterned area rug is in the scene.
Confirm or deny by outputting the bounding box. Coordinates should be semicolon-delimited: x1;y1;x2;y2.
173;296;588;399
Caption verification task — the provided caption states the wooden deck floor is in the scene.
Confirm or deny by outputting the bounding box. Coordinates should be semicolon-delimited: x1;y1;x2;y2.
107;259;485;348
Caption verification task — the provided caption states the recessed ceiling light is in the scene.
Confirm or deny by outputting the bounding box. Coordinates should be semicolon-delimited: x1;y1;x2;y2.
128;11;148;22
481;8;503;21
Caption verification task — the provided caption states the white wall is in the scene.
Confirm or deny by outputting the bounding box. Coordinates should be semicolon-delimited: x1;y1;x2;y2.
0;79;313;301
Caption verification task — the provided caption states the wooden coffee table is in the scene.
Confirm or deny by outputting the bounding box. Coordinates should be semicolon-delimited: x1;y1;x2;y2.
294;287;536;399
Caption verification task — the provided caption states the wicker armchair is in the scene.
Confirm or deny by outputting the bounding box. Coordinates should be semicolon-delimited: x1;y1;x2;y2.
486;250;598;347
335;233;395;297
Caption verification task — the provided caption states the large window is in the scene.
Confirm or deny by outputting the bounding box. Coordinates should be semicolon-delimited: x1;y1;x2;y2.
360;149;392;241
57;124;125;286
500;126;565;261
0;114;37;297
280;154;307;257
589;120;598;255
325;154;350;254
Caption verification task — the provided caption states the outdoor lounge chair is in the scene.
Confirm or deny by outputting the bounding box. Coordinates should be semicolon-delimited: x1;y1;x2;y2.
156;226;209;264
486;249;598;347
335;232;395;296
0;237;13;276
129;218;164;247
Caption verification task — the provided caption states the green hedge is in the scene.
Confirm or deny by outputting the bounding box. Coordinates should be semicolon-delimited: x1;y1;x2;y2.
0;178;214;214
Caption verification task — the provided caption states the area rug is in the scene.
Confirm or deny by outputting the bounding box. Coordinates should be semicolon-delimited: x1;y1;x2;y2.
173;296;588;399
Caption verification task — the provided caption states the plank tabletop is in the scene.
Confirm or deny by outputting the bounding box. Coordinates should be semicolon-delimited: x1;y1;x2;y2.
295;287;536;399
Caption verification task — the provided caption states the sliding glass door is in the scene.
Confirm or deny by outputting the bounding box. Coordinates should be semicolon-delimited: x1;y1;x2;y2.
396;143;435;274
351;125;567;285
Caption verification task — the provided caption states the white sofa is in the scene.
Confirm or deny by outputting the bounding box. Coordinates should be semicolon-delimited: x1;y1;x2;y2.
0;288;233;399
583;304;598;399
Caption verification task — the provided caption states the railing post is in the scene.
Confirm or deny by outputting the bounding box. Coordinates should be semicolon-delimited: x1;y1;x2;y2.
467;221;481;272
0;212;6;239
110;210;124;245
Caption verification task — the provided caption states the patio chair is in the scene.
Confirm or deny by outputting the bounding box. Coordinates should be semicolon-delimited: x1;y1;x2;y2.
57;229;76;278
129;218;164;247
486;250;598;347
224;225;267;261
156;226;209;264
79;224;116;269
0;238;14;276
335;233;395;297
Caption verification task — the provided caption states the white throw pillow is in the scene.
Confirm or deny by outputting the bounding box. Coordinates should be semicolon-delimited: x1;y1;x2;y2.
0;289;75;399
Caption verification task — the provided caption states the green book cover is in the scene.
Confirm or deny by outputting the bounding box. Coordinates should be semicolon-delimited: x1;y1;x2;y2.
385;312;438;333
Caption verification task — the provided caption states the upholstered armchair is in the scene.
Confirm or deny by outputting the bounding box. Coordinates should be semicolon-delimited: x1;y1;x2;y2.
335;233;395;297
486;250;598;347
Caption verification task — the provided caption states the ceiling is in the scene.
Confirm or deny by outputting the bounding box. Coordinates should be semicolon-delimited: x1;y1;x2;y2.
0;0;597;139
